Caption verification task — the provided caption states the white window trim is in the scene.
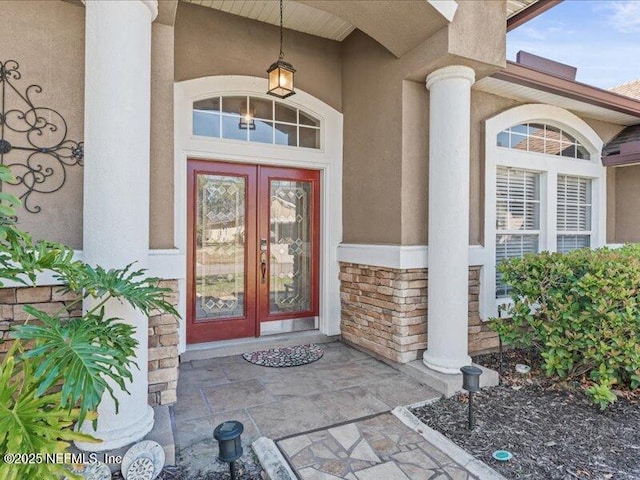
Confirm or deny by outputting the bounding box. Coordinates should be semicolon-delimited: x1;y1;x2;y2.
482;104;605;320
174;76;343;353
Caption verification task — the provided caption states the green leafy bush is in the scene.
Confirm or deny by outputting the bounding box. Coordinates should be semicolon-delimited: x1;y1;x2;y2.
491;245;640;409
0;165;179;479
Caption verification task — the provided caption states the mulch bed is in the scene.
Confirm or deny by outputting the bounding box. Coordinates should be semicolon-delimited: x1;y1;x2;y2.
411;349;640;480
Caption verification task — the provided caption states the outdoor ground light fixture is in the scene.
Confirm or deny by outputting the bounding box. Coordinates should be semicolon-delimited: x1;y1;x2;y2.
213;420;244;479
460;365;482;430
267;0;296;98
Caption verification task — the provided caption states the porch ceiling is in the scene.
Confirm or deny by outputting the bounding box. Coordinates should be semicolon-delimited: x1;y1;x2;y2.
180;0;456;57
506;0;540;19
182;0;355;41
181;0;541;58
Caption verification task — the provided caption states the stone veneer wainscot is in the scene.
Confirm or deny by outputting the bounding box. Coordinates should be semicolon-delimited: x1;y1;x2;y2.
339;263;498;364
0;280;180;406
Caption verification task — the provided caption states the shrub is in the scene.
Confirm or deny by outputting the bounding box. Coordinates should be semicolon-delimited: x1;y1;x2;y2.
491;245;640;409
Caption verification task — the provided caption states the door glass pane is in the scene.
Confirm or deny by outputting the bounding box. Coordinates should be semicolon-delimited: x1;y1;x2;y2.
196;174;246;320
269;180;312;314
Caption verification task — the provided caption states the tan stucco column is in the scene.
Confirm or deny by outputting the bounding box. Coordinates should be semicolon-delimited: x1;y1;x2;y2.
77;0;158;451
423;65;475;374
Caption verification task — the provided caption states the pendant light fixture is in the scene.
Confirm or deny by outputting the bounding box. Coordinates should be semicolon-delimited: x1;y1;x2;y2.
267;0;296;98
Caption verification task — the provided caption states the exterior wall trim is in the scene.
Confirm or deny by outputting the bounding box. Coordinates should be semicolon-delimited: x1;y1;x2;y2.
337;243;485;269
174;75;343;353
483;103;606;320
0;249;185;288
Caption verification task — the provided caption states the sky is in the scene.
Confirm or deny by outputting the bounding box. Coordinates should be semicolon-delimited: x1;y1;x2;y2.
507;0;640;90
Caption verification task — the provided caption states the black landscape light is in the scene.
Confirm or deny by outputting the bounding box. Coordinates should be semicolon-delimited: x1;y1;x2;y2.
460;365;482;430
213;420;244;479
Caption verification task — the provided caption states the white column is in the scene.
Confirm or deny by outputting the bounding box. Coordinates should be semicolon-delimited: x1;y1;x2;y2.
77;0;158;451
423;65;475;374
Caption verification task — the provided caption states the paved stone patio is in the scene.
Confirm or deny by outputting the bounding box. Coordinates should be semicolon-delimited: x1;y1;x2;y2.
279;413;480;480
173;340;491;479
173;341;440;472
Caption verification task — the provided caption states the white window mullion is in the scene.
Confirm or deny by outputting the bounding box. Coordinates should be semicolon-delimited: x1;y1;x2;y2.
546;171;557;252
593;178;606;248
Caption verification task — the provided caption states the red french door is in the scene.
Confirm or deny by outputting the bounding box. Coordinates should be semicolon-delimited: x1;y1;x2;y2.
187;160;320;343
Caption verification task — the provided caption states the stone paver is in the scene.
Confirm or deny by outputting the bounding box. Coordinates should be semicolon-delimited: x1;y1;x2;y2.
278;413;479;480
173;340;440;474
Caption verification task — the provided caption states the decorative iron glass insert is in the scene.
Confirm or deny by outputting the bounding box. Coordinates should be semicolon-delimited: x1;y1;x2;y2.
193;96;320;149
269;179;312;314
497;123;590;160
0;60;84;213
196;174;246;320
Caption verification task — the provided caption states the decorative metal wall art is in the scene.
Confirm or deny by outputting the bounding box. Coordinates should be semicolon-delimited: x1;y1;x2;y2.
0;60;83;213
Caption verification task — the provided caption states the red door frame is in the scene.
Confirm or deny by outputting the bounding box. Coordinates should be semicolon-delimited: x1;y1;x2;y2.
186;160;321;343
186;160;257;343
257;166;321;330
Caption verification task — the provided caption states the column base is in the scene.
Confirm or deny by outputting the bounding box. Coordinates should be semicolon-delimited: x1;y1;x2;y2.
402;360;500;398
422;350;472;375
75;405;155;452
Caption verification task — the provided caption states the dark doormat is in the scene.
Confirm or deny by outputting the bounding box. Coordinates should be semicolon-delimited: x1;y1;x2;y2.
242;344;324;367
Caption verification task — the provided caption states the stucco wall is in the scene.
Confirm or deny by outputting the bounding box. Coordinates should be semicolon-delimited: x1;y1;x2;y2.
342;30;403;244
348;81;628;247
400;80;429;245
582;118;626;244
469;91;519;245
174;2;343;112
341;2;507;246
150;23;176;249
614;165;640;242
0;1;177;251
0;0;85;248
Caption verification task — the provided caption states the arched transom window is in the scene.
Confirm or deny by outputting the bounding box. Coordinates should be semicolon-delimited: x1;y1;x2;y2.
193;96;320;149
497;122;590;160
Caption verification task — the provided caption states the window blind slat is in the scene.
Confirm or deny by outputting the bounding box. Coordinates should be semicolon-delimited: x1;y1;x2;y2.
496;166;541;297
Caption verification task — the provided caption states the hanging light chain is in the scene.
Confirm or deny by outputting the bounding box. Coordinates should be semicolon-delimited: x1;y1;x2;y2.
279;0;284;59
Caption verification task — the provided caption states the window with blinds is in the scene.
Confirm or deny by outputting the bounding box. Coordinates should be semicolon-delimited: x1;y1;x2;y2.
557;175;591;253
495;167;540;297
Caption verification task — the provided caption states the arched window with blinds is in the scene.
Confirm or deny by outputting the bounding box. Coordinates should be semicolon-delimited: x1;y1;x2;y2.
492;122;600;298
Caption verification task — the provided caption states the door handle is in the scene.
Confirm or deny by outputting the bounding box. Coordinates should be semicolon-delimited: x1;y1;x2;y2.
260;252;267;284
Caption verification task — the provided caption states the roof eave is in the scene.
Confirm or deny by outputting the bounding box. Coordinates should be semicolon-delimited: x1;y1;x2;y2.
492;61;640;119
602;153;640;167
507;0;562;31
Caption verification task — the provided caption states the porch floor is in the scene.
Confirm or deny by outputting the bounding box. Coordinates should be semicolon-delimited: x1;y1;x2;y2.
173;340;440;474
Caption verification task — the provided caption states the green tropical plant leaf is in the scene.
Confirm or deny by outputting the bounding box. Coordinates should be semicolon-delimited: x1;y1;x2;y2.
0;342;100;480
12;306;138;425
67;262;179;317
